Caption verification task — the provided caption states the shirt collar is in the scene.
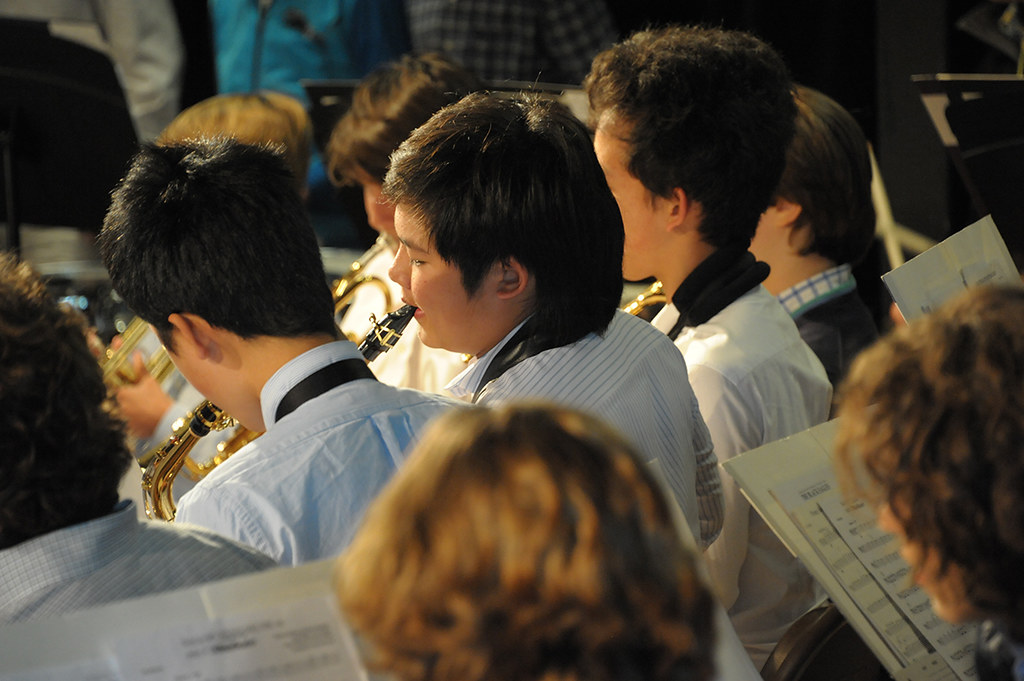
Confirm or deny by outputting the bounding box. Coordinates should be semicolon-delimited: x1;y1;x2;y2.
777;264;855;318
260;340;364;429
445;319;530;399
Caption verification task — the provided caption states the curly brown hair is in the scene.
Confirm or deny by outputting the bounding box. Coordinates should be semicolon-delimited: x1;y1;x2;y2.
337;403;715;681
0;254;131;548
584;25;795;251
835;285;1024;631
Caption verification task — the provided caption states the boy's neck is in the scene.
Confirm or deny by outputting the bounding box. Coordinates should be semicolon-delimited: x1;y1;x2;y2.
233;333;340;431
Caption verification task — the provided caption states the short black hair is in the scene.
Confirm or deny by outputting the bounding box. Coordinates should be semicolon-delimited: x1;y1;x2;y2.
99;138;337;346
585;25;796;250
0;254;130;547
383;92;624;346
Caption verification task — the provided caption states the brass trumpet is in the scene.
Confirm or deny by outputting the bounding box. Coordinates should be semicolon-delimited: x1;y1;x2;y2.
99;317;175;389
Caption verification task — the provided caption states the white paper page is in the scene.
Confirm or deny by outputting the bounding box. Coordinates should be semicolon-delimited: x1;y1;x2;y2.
882;215;1021;321
893;654;963;681
788;498;929;666
113;593;363;681
723;420;968;681
0;560;363;681
0;660;119;681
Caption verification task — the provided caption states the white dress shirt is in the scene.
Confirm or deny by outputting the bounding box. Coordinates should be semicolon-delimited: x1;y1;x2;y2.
447;310;724;549
654;285;832;669
176;341;460;565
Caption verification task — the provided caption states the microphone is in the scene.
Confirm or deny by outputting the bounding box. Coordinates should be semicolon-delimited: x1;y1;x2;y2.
283;8;326;49
251;0;275;91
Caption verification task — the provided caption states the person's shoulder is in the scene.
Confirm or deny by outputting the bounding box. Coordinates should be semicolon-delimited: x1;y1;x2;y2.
137;516;277;569
352;380;465;417
605;309;680;349
685;287;824;382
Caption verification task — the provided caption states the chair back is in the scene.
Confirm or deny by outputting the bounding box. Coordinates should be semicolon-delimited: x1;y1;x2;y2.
760;602;889;681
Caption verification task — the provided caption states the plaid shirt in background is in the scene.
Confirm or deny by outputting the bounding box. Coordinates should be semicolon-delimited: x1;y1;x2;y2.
406;0;618;85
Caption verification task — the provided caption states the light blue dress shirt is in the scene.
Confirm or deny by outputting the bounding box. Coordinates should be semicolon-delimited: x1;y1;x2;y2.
176;341;461;565
448;310;723;549
0;500;275;624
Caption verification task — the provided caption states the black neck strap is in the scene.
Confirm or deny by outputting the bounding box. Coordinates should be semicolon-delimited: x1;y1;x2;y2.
274;358;376;422
472;319;562;403
667;248;769;340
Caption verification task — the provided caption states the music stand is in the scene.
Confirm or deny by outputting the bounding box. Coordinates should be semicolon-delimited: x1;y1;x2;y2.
914;74;1024;264
0;17;138;254
301;78;588;155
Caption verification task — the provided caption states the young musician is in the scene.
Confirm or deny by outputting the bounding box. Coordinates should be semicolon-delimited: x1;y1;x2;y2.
0;253;274;623
114;92;316;480
835;285;1024;681
586;26;832;667
98;138;459;565
383;92;723;549
750;84;879;393
325;52;480;392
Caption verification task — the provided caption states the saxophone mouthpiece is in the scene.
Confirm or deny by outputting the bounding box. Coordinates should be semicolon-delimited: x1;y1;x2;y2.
359;305;416;361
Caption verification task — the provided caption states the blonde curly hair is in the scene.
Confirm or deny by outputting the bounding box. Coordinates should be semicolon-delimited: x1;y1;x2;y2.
337;403;715;681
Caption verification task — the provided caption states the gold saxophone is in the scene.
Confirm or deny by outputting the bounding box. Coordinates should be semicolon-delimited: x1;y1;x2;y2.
140;304;417;521
621;280;666;321
331;235;395;342
141;401;234;521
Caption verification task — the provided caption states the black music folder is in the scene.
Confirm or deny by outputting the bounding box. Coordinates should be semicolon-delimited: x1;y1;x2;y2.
914;74;1024;265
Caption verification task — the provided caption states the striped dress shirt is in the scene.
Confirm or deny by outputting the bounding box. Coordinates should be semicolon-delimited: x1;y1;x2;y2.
448;310;724;548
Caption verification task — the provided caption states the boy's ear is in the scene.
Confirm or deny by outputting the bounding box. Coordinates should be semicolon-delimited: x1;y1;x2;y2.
772;197;803;231
165;313;222;362
495;258;530;299
665;186;704;236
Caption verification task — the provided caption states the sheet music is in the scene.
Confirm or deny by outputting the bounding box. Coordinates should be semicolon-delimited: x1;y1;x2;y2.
819;496;977;681
113;594;363;681
771;472;931;667
882;215;1021;321
0;561;370;681
724;421;978;681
